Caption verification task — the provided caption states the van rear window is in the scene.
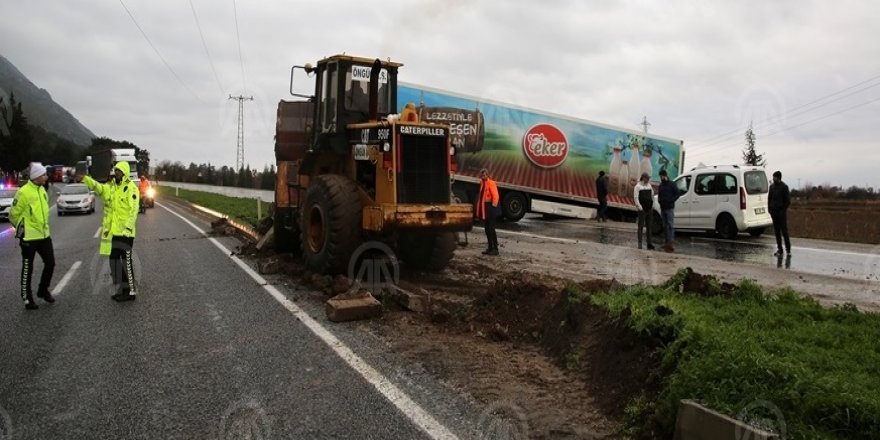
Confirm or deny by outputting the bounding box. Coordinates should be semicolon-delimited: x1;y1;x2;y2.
744;171;768;194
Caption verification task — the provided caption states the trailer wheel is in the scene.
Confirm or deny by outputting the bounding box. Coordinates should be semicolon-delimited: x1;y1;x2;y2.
397;232;457;272
501;191;527;222
651;211;664;236
300;175;362;274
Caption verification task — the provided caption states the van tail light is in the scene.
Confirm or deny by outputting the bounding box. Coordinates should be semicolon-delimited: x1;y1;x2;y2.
740;187;747;210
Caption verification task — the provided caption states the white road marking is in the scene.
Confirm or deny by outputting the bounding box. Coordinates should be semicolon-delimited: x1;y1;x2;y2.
158;201;458;440
93;227;102;239
52;261;82;295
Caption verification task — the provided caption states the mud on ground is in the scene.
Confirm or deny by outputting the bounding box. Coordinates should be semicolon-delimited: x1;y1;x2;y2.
234;232;660;438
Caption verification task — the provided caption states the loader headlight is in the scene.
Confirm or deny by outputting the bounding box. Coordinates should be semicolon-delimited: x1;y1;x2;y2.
449;146;456;156
382;142;391;152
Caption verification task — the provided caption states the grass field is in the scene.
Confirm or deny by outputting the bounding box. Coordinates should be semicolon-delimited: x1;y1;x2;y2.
789;200;880;244
155;185;264;227
586;269;880;439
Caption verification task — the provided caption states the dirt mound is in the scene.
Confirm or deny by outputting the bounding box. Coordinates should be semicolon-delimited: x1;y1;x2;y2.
436;274;660;421
469;272;569;342
541;282;660;419
669;267;735;296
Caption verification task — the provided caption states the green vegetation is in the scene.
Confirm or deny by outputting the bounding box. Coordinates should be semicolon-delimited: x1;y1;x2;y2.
155;185;264;227
592;269;880;439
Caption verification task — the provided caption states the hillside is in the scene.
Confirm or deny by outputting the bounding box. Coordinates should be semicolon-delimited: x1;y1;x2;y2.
0;54;95;146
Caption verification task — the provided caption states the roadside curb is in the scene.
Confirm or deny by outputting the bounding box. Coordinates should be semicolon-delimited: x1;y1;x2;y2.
158;195;262;242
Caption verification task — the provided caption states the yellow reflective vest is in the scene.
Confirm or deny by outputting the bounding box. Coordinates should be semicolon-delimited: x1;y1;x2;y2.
9;180;51;241
83;161;139;238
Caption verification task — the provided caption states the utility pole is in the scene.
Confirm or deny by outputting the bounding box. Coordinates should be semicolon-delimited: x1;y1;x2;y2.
639;116;651;133
229;94;254;170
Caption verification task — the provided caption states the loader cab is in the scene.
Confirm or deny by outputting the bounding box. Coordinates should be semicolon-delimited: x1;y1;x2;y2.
310;55;401;154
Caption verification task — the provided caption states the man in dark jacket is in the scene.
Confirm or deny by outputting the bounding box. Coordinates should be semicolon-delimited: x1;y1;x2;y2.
596;171;608;222
657;169;680;252
768;170;791;256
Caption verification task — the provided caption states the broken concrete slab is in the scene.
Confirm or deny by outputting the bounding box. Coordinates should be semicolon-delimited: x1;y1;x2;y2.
255;225;275;251
326;290;382;323
382;285;430;313
674;399;779;440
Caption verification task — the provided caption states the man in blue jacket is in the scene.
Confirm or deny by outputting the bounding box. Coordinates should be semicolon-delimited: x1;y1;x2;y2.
657;169;680;252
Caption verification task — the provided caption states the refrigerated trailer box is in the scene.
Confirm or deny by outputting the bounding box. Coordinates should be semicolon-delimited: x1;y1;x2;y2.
398;83;685;221
89;148;139;182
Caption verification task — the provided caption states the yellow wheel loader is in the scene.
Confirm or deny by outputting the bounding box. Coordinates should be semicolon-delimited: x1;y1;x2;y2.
274;54;473;274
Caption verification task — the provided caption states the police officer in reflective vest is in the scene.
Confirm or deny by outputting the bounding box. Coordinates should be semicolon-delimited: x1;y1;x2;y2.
10;164;56;309
78;161;140;301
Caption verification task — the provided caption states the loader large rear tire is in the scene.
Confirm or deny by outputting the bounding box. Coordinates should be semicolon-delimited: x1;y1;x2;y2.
300;175;362;274
397;232;457;272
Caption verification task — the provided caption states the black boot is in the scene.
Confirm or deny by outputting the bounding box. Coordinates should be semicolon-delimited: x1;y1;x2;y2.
37;290;55;303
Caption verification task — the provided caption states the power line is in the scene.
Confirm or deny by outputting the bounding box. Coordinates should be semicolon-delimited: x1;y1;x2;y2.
688;94;880;159
118;0;205;103
189;0;224;95
690;72;880;150
231;0;247;93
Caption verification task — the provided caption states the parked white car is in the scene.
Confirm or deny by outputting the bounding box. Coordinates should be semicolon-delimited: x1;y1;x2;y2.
654;164;773;239
57;184;96;216
0;186;18;221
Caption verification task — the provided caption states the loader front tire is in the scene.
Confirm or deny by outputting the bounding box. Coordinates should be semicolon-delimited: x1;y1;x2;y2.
300;175;362;274
397;232;457;272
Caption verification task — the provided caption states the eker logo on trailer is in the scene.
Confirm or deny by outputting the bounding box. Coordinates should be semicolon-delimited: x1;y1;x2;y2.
523;123;568;168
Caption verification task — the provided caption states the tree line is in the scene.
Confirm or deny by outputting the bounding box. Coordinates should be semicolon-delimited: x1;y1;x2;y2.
153;161;276;191
1;92;151;177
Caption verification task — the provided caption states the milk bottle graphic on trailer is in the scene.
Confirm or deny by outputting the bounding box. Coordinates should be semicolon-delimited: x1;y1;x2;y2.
628;142;640;194
609;145;622;196
640;151;653;181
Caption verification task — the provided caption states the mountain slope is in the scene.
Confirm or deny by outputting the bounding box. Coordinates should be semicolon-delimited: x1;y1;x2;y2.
0;54;95;146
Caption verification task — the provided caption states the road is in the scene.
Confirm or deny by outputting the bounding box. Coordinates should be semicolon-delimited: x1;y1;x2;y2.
499;215;880;282
0;188;493;439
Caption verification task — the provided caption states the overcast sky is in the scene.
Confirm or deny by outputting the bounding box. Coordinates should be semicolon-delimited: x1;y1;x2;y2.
2;0;878;188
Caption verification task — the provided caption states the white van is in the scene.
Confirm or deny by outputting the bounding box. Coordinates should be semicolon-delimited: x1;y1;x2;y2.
654;164;773;239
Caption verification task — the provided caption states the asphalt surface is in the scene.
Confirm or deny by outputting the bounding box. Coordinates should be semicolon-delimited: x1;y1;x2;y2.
497;215;880;282
0;188;494;440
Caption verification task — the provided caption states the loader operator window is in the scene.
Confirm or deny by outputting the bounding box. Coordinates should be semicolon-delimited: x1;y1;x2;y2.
345;65;391;114
320;63;338;133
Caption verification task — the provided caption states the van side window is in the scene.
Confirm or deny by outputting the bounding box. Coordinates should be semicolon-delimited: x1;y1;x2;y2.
675;176;690;194
695;174;716;195
718;174;737;195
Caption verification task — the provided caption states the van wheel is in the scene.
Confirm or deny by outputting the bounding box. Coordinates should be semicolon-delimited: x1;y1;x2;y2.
716;214;738;239
501;191;527;222
748;227;765;237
